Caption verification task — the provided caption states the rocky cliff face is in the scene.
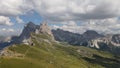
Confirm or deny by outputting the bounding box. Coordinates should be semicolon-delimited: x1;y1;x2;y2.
52;29;104;46
35;22;54;41
112;34;120;44
52;29;83;45
19;22;39;42
11;22;39;44
39;22;53;36
88;34;120;48
87;34;120;54
82;30;104;41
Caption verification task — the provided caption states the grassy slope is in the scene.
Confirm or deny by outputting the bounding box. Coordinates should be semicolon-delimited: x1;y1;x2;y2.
0;34;120;68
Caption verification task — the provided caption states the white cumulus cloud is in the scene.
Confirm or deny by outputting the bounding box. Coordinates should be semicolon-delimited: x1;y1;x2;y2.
0;0;33;16
16;16;24;23
32;0;120;21
0;16;13;26
1;28;14;32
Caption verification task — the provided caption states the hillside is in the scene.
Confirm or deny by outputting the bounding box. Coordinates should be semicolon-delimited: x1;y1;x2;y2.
0;33;120;68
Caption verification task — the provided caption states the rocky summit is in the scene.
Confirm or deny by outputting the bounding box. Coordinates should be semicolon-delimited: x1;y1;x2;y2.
82;30;104;41
9;22;38;45
39;22;53;36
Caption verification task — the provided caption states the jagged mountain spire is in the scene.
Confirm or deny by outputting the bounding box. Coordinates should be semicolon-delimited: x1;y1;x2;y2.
20;22;38;40
39;22;53;37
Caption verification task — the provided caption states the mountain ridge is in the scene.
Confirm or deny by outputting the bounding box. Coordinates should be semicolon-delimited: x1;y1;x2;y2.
0;22;120;55
52;29;120;55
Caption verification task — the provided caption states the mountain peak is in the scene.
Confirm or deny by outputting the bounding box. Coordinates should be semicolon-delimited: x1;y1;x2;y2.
27;21;34;25
82;30;104;41
15;22;39;43
25;22;36;28
39;22;53;36
83;30;98;35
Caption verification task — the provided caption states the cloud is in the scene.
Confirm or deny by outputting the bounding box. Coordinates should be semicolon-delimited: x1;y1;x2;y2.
32;0;120;21
0;0;32;26
16;16;24;23
52;18;120;34
0;28;15;36
0;16;13;26
52;21;82;33
1;28;14;32
33;0;120;34
0;0;120;21
0;28;21;36
0;0;33;26
0;0;33;16
0;0;120;34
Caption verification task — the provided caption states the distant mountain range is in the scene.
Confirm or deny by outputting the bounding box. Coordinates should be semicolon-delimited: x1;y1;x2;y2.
52;29;104;46
52;29;120;55
0;22;120;55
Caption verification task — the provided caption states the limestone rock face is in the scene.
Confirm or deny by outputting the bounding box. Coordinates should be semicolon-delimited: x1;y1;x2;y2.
19;22;39;41
39;22;54;37
11;22;39;44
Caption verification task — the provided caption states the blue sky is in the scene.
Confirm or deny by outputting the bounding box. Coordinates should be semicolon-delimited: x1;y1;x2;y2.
0;0;120;36
19;11;43;25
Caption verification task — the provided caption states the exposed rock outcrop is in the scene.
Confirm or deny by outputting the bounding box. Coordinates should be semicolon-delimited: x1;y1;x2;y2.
36;22;54;40
88;34;120;48
19;22;39;42
82;30;104;41
11;22;39;44
39;22;54;37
